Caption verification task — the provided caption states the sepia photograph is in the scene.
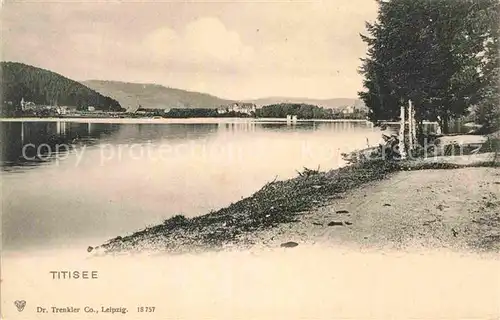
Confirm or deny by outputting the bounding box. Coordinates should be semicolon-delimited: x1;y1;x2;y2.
1;0;499;318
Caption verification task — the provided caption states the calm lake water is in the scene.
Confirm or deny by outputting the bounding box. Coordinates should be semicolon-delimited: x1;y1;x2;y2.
1;119;393;251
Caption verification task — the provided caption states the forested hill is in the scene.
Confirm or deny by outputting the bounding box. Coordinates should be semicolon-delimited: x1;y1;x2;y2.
255;103;366;119
247;97;367;111
1;62;123;111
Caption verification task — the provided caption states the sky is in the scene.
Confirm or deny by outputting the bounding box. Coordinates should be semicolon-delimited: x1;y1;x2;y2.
1;0;378;100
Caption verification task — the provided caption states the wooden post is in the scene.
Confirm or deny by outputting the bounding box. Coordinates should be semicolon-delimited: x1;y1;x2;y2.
408;100;416;151
21;122;24;143
410;100;417;148
408;102;413;151
399;105;406;159
436;116;442;135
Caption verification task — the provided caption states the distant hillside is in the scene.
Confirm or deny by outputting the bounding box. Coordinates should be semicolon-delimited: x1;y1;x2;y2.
1;62;122;111
83;80;235;112
247;97;367;111
81;79;368;113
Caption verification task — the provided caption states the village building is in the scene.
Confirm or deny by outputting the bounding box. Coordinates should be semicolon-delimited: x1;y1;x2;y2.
231;102;257;114
219;103;257;115
340;105;356;114
56;106;68;115
217;107;228;114
20;97;37;111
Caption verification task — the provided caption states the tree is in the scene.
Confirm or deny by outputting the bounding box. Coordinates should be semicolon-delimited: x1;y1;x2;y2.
359;0;500;134
474;2;500;134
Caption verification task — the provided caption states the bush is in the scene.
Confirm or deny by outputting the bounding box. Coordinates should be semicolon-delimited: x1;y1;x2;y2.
163;214;190;230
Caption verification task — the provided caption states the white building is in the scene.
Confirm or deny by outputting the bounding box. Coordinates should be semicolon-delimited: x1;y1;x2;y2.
56;106;69;115
20;97;36;111
229;103;257;115
217;107;228;114
341;105;355;114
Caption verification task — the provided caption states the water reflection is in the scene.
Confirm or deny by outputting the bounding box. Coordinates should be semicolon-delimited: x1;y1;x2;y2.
1;120;445;171
1;121;373;168
1;119;391;250
108;123;219;143
1;122;119;168
1;122;224;168
217;121;258;133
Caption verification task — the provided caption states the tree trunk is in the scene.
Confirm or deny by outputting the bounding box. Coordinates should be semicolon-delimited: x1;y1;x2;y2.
442;115;449;134
416;120;425;145
413;102;425;145
438;111;449;135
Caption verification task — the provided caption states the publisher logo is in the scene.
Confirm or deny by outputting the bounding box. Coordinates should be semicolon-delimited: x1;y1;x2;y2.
14;300;26;312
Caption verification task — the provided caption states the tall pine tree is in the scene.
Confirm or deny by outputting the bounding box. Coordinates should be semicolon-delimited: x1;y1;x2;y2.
359;0;500;134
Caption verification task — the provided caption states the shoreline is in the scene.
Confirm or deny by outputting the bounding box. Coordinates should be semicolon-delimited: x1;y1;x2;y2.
0;117;371;124
95;154;499;255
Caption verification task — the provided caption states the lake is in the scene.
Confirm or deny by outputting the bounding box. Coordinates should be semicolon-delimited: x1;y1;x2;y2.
1;119;393;251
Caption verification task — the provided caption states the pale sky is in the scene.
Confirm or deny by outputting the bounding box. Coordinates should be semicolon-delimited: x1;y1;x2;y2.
1;0;378;100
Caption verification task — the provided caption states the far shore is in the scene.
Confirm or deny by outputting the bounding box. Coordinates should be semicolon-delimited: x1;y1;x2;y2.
0;117;442;126
0;117;373;124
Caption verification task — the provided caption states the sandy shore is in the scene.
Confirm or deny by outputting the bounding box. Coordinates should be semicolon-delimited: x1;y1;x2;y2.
246;166;500;253
97;153;499;255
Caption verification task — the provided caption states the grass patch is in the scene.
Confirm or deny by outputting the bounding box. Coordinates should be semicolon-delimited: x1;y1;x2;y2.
163;215;190;230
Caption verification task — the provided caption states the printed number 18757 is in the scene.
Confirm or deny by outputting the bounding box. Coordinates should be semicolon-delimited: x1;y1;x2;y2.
137;307;156;312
